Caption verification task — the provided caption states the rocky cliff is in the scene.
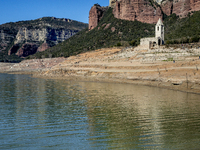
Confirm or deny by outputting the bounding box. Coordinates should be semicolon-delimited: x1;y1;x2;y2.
113;0;163;24
89;4;108;30
89;0;200;30
0;17;88;61
171;0;200;17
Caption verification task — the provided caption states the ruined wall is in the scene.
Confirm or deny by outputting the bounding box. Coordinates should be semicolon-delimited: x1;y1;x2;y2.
140;37;158;49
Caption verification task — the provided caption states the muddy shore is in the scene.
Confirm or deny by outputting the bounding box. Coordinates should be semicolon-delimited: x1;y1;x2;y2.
1;46;200;94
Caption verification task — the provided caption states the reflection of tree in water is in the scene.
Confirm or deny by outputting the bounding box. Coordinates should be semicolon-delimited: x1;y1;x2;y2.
78;81;200;149
2;74;200;149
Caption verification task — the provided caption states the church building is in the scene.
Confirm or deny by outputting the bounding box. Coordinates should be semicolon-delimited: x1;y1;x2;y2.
140;18;164;49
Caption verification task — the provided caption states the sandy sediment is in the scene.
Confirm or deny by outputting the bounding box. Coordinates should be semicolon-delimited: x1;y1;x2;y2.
1;46;200;94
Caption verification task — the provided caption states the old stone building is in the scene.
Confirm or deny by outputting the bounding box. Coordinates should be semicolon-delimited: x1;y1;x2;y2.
140;18;164;49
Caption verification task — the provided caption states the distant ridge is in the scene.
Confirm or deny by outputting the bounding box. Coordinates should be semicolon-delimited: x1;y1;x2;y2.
0;17;88;62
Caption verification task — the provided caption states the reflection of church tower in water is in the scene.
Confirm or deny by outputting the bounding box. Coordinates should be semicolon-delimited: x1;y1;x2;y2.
155;18;164;45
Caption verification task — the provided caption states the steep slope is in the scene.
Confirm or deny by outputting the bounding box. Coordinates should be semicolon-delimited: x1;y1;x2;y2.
30;8;155;59
90;0;200;30
31;8;200;60
0;17;88;62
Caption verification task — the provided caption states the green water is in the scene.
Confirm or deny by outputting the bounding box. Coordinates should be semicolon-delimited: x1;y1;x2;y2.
0;73;200;149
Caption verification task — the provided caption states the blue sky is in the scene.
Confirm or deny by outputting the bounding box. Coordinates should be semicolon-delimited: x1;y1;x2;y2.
0;0;108;25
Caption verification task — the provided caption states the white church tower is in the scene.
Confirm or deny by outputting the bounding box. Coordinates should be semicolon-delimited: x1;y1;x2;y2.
155;18;164;45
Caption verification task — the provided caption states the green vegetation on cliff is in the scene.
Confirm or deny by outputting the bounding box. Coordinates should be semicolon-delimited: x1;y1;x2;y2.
30;8;155;59
31;8;200;59
2;8;200;61
0;17;88;62
164;11;200;44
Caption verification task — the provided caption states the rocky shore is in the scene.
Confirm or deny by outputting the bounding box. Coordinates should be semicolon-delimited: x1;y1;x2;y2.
1;46;200;94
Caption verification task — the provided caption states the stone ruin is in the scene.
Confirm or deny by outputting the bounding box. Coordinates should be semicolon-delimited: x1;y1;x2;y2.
140;18;164;49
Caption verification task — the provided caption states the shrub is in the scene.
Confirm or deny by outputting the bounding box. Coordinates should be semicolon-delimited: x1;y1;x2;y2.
116;42;122;46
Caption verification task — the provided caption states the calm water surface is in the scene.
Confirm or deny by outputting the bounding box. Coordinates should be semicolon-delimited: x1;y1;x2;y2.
0;73;200;149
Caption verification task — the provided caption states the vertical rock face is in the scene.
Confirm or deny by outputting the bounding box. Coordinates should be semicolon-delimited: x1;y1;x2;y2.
172;0;191;18
88;0;200;30
0;30;15;52
113;0;163;24
0;17;88;61
190;0;200;11
161;0;200;18
161;0;173;16
15;27;78;45
89;5;108;30
8;27;79;57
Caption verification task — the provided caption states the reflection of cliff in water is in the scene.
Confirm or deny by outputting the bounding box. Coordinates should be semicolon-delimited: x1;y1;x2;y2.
1;74;200;149
77;81;200;149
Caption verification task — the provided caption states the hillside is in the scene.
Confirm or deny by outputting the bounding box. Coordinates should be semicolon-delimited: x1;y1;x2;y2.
30;8;155;59
0;17;88;62
30;8;200;59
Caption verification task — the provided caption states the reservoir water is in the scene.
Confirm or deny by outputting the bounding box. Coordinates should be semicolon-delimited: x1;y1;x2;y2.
0;73;200;149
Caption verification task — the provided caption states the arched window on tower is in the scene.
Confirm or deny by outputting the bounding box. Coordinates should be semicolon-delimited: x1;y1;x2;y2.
157;26;159;31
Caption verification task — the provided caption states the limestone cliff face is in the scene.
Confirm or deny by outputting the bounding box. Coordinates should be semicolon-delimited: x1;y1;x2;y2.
14;27;78;45
0;30;15;52
0;17;88;60
8;27;78;57
113;0;163;24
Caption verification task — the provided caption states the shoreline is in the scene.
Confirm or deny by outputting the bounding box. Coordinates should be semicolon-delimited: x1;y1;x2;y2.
1;46;200;94
31;71;200;95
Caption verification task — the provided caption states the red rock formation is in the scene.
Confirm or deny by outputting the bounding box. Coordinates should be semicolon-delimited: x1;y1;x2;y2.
161;0;200;18
161;0;173;16
172;0;191;18
89;5;108;30
88;0;200;29
190;0;200;11
37;43;50;52
16;43;38;57
113;0;163;24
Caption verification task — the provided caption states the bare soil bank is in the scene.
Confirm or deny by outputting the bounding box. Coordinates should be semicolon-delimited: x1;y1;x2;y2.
1;46;200;94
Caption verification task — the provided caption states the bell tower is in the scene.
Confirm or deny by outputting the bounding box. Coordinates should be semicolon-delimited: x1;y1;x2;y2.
155;18;164;45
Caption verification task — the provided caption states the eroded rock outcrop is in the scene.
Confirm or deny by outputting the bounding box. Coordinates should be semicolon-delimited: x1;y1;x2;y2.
37;43;50;52
16;43;39;57
15;27;78;45
161;0;200;17
113;0;163;24
161;0;173;16
89;0;200;30
172;0;200;17
89;5;108;30
0;17;88;61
